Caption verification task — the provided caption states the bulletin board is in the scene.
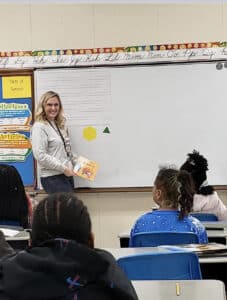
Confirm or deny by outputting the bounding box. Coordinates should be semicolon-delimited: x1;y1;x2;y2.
0;70;35;186
34;63;227;188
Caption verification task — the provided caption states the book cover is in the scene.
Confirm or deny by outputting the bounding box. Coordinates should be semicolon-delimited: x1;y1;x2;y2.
74;156;98;181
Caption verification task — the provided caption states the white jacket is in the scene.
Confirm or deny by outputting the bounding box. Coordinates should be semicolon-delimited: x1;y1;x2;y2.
193;191;227;221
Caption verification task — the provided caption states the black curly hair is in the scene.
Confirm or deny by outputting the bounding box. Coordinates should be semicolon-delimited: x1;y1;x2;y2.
180;150;214;195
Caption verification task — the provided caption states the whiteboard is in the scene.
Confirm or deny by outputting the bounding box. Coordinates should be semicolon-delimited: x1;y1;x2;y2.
34;63;227;188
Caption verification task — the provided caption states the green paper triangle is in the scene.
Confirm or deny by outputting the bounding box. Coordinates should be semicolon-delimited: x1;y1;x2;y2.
103;127;110;134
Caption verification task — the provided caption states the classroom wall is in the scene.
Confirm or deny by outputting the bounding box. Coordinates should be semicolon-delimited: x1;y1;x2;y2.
34;190;227;248
81;190;227;247
0;3;227;51
4;1;227;248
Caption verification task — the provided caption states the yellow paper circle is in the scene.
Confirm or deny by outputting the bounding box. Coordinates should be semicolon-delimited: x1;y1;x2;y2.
83;126;97;141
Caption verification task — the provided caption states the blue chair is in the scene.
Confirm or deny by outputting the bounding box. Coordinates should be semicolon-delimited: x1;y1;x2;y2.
131;231;199;247
190;213;218;221
117;251;202;280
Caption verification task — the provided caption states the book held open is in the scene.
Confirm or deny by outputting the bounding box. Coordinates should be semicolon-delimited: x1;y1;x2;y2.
74;156;98;181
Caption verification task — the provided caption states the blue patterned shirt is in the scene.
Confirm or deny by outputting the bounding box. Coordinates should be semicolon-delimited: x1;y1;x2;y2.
130;210;208;245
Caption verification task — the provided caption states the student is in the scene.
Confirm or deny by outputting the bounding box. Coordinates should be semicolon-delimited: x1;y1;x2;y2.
0;193;138;300
0;164;30;228
130;167;208;245
32;91;76;194
180;150;227;220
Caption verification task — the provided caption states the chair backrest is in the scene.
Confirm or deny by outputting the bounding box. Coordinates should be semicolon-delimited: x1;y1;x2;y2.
190;213;218;221
131;231;199;247
117;251;202;280
0;221;21;227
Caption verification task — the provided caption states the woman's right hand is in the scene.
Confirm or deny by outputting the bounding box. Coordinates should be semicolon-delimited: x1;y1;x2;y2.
63;167;75;177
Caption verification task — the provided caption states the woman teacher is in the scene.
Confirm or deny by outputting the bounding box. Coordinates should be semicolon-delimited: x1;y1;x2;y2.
32;91;76;193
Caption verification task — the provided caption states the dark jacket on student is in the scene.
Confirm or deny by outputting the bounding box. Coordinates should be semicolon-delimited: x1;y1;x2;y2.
0;230;15;259
0;238;138;300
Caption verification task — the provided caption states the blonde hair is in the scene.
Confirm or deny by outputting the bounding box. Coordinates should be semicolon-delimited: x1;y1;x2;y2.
35;91;66;128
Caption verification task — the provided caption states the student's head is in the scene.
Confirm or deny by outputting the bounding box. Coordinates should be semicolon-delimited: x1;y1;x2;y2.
180;150;214;195
35;91;65;128
0;164;29;228
153;167;195;219
31;193;94;247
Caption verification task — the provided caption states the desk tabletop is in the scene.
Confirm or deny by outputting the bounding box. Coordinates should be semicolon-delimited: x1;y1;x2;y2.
118;230;130;238
118;229;227;238
202;221;227;229
3;230;30;241
207;230;227;237
131;280;226;300
104;247;227;264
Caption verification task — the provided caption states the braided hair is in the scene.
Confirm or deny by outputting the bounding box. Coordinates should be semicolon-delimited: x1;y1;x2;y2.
180;150;214;195
155;167;195;220
31;193;92;246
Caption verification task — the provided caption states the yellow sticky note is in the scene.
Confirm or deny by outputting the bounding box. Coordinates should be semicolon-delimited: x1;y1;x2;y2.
2;76;31;99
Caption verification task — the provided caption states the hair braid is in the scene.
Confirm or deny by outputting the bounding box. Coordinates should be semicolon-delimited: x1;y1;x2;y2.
32;193;91;246
177;170;195;219
155;167;195;220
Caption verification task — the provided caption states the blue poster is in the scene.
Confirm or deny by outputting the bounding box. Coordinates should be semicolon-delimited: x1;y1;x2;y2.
0;76;34;186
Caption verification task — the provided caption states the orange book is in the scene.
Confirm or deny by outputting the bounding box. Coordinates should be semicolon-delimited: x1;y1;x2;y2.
74;156;98;181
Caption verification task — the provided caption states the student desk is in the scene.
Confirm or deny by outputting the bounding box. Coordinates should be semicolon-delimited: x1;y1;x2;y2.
207;230;227;244
131;280;226;300
105;246;227;290
2;229;30;250
204;221;227;244
202;221;227;230
104;246;227;262
118;229;227;247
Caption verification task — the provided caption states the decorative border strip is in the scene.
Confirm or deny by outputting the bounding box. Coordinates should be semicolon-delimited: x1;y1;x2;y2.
1;41;227;68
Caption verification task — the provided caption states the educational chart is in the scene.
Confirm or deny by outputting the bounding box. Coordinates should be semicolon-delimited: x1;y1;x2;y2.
0;75;34;186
